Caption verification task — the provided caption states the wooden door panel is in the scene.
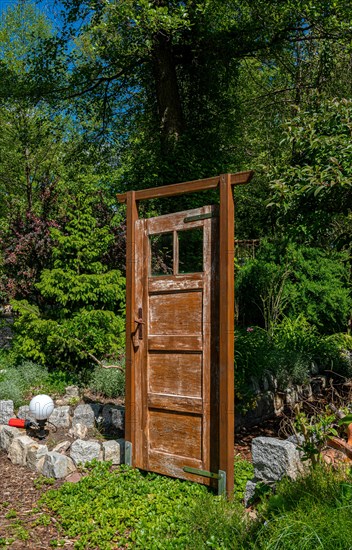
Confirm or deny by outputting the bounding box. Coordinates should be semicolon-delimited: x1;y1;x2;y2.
148;335;203;352
149;410;202;459
148;353;202;397
149;290;202;335
147;394;203;414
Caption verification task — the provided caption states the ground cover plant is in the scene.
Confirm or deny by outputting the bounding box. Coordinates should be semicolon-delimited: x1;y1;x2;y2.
35;460;352;550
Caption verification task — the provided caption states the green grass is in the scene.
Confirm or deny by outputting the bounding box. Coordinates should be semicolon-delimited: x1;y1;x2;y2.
39;461;352;550
248;465;352;550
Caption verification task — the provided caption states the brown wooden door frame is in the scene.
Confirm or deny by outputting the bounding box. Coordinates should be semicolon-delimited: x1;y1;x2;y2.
117;171;253;495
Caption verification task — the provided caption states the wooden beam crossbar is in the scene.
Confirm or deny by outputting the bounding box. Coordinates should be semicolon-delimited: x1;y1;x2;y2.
117;171;253;203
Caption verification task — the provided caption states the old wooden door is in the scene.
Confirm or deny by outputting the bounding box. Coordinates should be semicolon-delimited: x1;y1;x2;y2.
130;205;220;486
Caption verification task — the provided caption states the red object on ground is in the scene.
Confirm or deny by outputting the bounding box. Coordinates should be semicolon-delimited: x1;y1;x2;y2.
8;418;31;429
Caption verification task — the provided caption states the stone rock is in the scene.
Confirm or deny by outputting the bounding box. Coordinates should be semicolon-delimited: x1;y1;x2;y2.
17;405;36;421
72;404;96;428
102;439;124;465
70;439;101;465
301;383;313;401
49;406;71;429
0;425;21;451
244;479;257;507
287;434;305;447
68;423;88;440
252;437;304;482
250;376;261;395
27;443;48;471
102;405;125;431
65;385;80;398
65;472;82;483
52;440;71;453
42;452;76;479
0;400;14;424
8;435;36;466
273;394;285;414
285;388;299;407
310;361;319;375
311;376;326;395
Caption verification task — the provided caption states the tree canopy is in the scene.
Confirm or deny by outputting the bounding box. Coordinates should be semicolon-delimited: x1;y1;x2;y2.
0;0;351;372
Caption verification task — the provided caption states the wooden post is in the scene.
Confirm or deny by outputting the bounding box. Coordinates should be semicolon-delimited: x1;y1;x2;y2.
219;174;235;495
125;191;138;457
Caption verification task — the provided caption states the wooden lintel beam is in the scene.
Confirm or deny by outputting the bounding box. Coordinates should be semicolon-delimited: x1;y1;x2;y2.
117;171;254;204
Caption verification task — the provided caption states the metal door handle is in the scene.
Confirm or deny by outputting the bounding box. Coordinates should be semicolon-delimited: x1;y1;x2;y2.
134;308;144;340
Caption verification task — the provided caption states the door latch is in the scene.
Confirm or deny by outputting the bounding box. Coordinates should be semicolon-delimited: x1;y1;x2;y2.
133;308;144;347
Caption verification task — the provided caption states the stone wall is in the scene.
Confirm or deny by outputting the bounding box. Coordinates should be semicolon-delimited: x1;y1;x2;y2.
0;395;126;480
235;374;328;429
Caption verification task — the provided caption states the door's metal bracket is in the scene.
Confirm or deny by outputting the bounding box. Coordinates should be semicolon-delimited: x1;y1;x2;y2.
184;212;217;223
125;441;132;466
183;466;227;496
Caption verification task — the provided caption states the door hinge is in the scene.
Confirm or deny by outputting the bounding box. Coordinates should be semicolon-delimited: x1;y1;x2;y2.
183;466;226;496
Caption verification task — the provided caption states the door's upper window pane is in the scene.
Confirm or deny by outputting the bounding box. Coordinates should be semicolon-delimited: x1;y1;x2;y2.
178;228;203;273
150;232;173;276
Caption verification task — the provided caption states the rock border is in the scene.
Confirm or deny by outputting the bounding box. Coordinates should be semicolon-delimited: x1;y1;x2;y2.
0;393;126;479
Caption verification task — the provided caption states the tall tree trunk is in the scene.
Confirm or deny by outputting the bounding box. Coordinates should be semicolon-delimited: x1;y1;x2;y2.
152;7;184;145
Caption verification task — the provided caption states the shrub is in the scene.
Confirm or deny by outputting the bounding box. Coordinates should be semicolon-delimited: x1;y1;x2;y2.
10;182;126;372
235;240;351;334
88;364;125;398
233;457;254;502
0;359;73;407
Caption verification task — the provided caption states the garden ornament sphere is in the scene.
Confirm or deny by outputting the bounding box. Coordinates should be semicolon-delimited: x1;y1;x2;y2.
29;394;54;421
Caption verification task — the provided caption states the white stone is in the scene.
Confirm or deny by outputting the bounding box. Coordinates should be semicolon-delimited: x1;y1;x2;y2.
72;404;96;428
102;439;124;465
17;405;35;421
252;437;304;482
65;385;80;398
8;435;36;466
244;479;257;507
68;423;88;440
49;406;71;429
0;400;14;424
27;443;48;471
52;440;71;453
42;452;75;479
0;425;21;451
70;439;101;465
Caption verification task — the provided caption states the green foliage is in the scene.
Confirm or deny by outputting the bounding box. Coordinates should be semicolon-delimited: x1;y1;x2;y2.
41;461;211;549
251;465;352;549
10;182;125;372
235;316;352;408
269;98;352;246
293;406;338;466
39;459;352;550
236;240;351;334
0;356;74;407
88;365;125;399
233;457;254;502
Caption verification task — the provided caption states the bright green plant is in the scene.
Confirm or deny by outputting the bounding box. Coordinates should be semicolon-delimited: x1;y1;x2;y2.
11;181;126;372
293;405;338;466
233;456;254;502
250;464;352;549
235;240;351;334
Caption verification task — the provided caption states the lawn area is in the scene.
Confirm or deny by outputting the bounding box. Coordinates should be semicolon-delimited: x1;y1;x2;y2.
1;454;352;550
